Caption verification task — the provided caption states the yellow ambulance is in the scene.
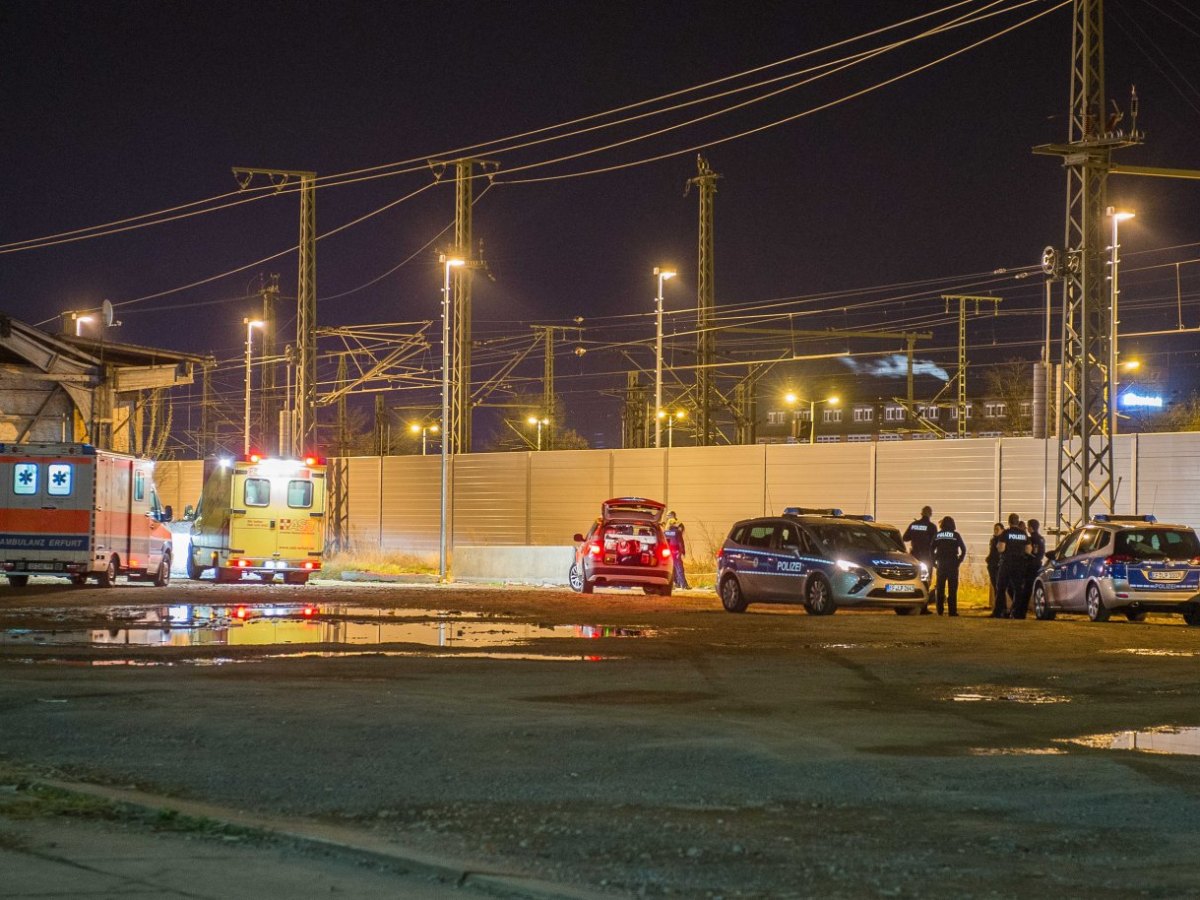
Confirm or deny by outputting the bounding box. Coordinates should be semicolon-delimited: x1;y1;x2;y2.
185;454;326;584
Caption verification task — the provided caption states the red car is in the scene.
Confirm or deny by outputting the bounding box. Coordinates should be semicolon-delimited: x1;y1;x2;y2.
570;498;674;596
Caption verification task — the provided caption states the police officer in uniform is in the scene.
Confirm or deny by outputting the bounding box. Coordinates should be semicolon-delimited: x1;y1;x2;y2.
903;506;936;613
1011;518;1046;619
664;511;689;589
931;516;967;616
993;513;1030;618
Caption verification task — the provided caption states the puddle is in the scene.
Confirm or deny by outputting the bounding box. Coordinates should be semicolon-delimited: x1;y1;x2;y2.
1060;726;1200;756
15;650;614;667
815;641;935;650
1104;648;1197;658
944;686;1071;705
968;747;1069;756
0;604;655;652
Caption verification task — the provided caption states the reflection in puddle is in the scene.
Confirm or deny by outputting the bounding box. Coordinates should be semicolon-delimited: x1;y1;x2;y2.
945;686;1070;704
1062;726;1200;756
968;747;1068;756
1104;648;1197;658
17;650;615;667
0;604;655;652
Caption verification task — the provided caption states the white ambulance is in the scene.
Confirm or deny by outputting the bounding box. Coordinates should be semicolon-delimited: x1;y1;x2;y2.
185;454;326;584
0;442;173;587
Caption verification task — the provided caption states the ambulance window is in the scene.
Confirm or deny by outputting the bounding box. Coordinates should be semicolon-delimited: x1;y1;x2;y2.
47;463;73;496
13;463;38;495
244;478;270;507
134;470;145;501
287;480;313;508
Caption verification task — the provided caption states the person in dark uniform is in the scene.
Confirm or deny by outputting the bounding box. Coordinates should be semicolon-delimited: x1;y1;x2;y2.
985;522;1004;615
664;511;689;589
993;513;1030;618
931;516;967;616
903;506;937;613
1011;518;1046;619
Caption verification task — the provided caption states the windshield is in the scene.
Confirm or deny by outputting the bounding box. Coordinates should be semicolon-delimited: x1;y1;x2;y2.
811;524;901;554
1114;528;1200;561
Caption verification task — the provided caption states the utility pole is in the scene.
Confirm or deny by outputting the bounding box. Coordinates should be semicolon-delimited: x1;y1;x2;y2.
335;353;349;457
258;274;280;456
733;371;758;445
686;154;721;445
941;295;1001;438
622;372;650;448
428;157;498;454
232;167;318;456
373;394;387;456
199;358;216;457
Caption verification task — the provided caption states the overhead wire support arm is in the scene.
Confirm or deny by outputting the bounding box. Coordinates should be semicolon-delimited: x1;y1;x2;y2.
941;294;1001;438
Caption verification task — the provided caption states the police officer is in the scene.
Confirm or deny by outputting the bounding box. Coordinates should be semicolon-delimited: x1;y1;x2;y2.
993;513;1030;618
1011;518;1046;619
931;515;967;616
903;506;936;613
985;522;1004;615
664;511;689;589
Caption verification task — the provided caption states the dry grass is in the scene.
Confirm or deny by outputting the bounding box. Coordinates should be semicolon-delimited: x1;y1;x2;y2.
321;549;437;578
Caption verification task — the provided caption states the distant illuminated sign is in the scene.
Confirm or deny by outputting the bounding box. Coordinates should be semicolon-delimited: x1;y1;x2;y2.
1120;392;1164;409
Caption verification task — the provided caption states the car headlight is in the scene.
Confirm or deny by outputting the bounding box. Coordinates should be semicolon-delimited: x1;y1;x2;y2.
919;562;929;580
836;559;867;574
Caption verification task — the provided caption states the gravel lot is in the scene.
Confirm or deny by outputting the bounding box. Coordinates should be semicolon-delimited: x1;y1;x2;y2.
1;578;1199;898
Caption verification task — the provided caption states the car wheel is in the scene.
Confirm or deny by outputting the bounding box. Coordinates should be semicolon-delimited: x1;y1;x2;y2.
1085;583;1110;622
1033;582;1056;621
1183;605;1200;627
7;575;29;588
70;574;88;587
568;563;584;593
153;554;171;587
720;575;748;613
97;556;118;588
186;544;204;581
1124;610;1146;622
804;576;836;615
894;606;917;615
642;583;673;597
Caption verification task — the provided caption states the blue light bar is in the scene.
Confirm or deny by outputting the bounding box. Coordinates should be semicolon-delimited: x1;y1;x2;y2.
1092;514;1157;523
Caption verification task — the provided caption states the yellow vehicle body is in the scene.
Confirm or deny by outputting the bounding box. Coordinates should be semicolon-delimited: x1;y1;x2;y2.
186;455;326;584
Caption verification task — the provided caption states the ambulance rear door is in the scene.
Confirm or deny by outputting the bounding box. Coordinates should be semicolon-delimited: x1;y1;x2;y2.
0;445;95;571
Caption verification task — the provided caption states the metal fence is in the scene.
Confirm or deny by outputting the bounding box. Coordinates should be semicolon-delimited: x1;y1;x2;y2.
153;433;1200;579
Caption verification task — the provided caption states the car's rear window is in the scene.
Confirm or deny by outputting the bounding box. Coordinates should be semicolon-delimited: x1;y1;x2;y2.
1115;528;1200;561
812;524;898;553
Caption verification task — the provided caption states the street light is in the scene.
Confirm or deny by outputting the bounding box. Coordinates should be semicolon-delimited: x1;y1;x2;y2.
653;266;676;449
439;254;466;583
73;314;94;336
243;318;264;455
526;415;550;450
1108;207;1135;435
783;391;839;444
409;422;439;456
656;408;687;448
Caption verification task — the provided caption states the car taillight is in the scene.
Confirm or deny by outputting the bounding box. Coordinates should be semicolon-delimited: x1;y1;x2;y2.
588;543;602;557
302;561;315;569
660;545;672;559
1104;554;1133;566
234;558;250;568
234;606;250;620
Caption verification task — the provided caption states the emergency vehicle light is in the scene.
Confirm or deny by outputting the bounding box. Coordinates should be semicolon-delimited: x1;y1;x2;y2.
784;507;843;517
1092;514;1157;523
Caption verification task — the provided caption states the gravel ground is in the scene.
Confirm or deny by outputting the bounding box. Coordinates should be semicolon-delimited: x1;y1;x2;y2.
1;578;1199;898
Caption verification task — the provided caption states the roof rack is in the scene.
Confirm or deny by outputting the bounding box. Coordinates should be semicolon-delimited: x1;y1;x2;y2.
1091;514;1157;524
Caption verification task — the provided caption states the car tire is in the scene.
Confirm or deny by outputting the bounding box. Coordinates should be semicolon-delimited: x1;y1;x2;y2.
1183;605;1200;627
568;563;584;593
803;575;836;615
1033;583;1056;621
1124;610;1146;622
720;575;748;613
642;583;673;598
153;553;171;587
894;606;918;615
70;574;88;587
186;544;204;581
1085;583;1110;622
96;556;118;588
7;575;29;588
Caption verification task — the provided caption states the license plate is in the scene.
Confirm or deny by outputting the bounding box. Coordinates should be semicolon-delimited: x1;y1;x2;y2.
1147;570;1185;582
885;584;915;594
26;562;56;571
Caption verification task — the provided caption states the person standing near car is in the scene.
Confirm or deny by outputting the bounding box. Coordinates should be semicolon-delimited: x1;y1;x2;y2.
993;513;1031;618
931;516;967;616
903;506;936;613
1011;518;1046;619
985;522;1004;615
664;511;689;589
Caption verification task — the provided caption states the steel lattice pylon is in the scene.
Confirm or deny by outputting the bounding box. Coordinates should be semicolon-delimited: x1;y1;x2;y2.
1035;0;1139;531
687;155;721;445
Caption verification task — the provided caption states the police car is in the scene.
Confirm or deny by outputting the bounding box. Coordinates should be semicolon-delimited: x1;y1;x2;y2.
716;508;928;615
1031;515;1200;625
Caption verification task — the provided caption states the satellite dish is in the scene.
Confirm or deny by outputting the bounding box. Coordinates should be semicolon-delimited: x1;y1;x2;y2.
101;299;114;327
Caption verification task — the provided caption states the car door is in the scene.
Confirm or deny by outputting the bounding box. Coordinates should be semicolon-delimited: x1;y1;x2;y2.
769;522;809;600
735;522;779;601
1044;530;1082;607
1061;527;1104;610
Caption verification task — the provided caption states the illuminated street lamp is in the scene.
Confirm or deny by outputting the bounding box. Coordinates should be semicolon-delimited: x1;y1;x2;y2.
73;314;94;337
1108;207;1135;434
409;422;439;456
653;266;676;449
439;254;466;583
656;408;687;448
783;391;839;444
243;318;264;455
526;415;550;451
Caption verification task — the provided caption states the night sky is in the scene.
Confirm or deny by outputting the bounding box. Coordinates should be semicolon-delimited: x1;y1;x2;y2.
3;0;1199;450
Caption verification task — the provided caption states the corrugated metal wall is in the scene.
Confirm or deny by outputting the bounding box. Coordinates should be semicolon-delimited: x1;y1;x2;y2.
161;433;1200;577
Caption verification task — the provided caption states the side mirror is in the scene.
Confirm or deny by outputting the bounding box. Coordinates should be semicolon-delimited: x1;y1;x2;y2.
573;533;585;543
